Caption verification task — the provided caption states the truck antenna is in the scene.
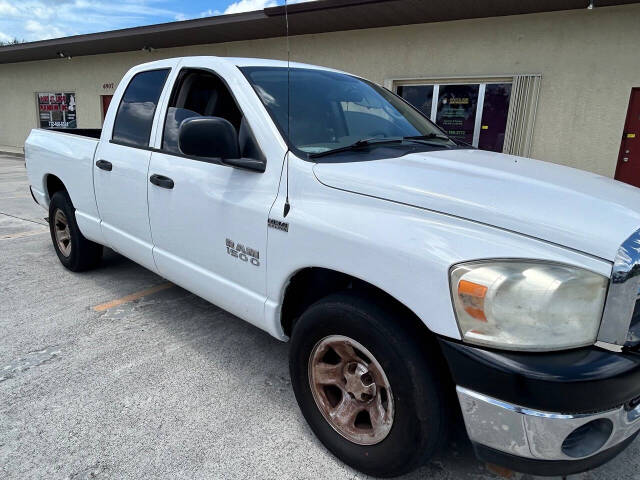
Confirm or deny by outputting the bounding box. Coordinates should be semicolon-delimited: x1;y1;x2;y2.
283;0;291;217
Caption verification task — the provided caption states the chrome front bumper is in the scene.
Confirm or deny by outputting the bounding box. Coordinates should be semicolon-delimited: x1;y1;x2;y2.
457;386;640;461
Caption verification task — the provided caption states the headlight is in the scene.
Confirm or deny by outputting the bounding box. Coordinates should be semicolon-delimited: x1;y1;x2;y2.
450;260;608;351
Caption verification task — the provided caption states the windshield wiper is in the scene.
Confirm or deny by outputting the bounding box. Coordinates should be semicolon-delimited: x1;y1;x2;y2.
309;137;404;158
404;133;469;148
403;133;451;142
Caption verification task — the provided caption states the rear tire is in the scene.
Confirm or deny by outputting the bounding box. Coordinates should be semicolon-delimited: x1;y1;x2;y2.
289;291;448;478
49;191;103;272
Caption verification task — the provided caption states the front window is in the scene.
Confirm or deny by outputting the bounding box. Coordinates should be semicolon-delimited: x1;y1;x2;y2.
241;67;456;156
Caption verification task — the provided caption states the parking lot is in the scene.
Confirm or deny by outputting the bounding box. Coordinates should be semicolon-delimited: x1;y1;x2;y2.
1;151;638;480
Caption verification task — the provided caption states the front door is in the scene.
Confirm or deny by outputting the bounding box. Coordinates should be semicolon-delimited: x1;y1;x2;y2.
615;88;640;188
147;64;281;328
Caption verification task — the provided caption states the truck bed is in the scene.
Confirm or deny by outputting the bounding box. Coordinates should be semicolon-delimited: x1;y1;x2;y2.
25;128;102;242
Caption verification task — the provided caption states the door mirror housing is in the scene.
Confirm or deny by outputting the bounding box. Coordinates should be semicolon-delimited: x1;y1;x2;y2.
178;116;241;160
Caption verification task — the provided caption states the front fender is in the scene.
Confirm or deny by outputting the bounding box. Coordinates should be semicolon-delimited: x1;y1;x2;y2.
264;157;612;341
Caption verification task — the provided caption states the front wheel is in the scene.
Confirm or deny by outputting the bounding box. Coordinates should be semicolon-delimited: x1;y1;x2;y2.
289;291;448;478
49;191;103;272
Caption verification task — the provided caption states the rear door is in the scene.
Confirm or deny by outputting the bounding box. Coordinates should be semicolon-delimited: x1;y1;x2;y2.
147;59;284;330
94;61;175;271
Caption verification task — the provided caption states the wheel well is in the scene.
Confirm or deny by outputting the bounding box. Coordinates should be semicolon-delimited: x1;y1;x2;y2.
280;267;432;340
281;268;461;435
46;174;66;200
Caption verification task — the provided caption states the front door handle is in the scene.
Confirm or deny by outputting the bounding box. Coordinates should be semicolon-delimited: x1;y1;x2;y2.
95;159;112;171
150;174;174;189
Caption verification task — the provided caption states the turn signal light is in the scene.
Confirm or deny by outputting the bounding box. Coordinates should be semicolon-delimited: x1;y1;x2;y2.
457;280;487;322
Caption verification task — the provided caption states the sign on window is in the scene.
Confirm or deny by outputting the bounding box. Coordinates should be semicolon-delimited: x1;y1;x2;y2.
436;85;479;146
37;92;77;129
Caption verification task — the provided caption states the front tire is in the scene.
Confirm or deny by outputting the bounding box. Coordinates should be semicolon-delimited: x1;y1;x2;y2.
289;291;448;478
49;191;103;272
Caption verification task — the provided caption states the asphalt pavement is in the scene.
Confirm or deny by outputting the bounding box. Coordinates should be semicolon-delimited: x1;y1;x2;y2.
1;152;638;479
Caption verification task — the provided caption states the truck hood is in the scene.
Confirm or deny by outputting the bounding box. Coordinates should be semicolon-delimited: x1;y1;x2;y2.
312;149;640;261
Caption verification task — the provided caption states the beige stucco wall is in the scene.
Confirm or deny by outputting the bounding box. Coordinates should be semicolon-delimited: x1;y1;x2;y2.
1;4;639;176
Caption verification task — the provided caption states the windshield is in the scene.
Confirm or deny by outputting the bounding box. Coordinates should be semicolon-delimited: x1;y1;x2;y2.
240;66;456;156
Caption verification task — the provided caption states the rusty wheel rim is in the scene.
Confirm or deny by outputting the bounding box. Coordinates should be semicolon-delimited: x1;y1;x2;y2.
53;209;72;257
308;335;394;445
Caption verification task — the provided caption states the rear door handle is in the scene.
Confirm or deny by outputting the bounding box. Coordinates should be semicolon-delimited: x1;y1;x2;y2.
150;174;174;189
95;159;112;171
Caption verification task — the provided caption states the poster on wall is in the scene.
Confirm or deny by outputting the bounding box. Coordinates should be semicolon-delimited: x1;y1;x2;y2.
37;92;77;129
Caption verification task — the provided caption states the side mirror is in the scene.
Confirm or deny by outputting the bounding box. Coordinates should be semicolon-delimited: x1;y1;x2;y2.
178;116;240;160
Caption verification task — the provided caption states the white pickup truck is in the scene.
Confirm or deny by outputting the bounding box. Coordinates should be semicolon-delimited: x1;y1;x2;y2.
25;57;640;477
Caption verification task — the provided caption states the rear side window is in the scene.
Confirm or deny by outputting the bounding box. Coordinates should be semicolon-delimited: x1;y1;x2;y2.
112;69;170;147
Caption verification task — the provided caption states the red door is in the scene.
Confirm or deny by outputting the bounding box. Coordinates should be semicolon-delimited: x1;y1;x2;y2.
615;88;640;187
101;95;113;123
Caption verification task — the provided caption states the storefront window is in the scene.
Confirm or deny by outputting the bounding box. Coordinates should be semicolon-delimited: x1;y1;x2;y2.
396;85;433;117
397;80;512;152
37;92;77;129
478;83;512;152
436;84;479;146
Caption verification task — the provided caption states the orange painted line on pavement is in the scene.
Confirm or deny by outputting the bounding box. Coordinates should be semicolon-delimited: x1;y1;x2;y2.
93;282;174;312
0;229;47;240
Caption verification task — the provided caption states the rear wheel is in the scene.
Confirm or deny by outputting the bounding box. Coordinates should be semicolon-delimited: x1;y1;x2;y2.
49;191;103;271
289;291;448;478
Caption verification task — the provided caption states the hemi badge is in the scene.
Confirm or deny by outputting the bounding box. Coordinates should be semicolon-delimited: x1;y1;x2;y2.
268;218;289;232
